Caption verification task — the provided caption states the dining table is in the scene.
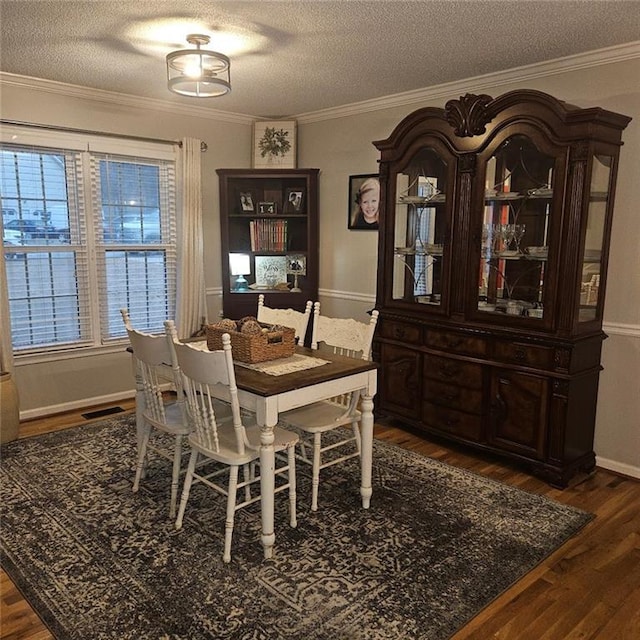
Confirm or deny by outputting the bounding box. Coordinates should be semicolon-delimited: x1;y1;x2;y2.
130;344;378;560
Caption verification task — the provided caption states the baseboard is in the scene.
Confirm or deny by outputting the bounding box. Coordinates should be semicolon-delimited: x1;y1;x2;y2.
19;389;136;421
596;456;640;480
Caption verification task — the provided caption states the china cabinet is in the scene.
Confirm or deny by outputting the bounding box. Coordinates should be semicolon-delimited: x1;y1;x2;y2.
373;90;630;486
217;168;319;319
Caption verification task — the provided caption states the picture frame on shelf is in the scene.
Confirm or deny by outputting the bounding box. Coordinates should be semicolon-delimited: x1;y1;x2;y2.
239;192;254;212
258;201;277;215
283;188;305;213
348;174;380;230
254;255;288;289
253;120;297;169
286;254;306;292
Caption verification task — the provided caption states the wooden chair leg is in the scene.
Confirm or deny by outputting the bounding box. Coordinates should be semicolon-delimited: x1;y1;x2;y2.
287;446;297;528
224;466;239;563
311;432;322;511
352;420;362;454
169;434;183;519
175;449;198;530
133;425;151;493
242;463;252;502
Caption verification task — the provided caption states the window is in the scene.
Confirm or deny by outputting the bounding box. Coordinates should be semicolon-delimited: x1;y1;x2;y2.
1;127;177;354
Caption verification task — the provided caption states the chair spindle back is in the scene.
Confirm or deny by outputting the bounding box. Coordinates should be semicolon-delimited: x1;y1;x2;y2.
165;322;247;456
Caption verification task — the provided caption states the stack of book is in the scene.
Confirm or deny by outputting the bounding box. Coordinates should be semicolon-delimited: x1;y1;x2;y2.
249;219;288;251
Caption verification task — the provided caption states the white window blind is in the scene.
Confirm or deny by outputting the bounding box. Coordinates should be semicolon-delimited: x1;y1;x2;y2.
91;153;177;340
1;127;177;354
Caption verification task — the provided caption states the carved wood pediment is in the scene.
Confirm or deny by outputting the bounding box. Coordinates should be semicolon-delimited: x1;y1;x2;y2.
445;93;494;137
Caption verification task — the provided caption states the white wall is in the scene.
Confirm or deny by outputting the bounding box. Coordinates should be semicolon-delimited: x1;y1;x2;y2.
298;53;640;477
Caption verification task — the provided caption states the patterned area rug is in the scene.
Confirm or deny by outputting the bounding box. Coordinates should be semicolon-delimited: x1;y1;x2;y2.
1;414;592;640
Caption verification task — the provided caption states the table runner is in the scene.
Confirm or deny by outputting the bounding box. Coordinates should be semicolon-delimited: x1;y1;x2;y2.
235;353;330;376
187;341;330;376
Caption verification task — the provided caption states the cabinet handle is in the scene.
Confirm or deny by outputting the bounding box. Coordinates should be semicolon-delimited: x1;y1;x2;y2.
445;417;460;427
443;392;459;402
394;327;406;339
445;338;463;349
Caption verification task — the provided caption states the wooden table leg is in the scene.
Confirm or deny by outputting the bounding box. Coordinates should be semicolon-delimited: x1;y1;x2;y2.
360;393;374;509
257;403;277;559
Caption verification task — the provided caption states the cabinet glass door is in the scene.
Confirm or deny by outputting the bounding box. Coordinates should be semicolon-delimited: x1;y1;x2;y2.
392;148;448;307
478;135;554;319
579;155;611;322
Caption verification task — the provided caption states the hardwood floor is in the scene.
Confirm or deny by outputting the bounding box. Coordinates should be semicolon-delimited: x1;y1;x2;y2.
1;402;639;640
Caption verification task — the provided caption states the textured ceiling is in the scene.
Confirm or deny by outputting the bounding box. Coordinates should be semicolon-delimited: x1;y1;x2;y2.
1;0;639;118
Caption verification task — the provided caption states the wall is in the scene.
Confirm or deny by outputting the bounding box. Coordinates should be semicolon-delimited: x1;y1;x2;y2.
298;52;640;476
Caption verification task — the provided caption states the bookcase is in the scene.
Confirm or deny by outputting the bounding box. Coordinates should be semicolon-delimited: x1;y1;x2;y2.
217;168;319;319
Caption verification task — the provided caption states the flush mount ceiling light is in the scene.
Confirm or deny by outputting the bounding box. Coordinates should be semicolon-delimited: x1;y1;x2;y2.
166;34;231;98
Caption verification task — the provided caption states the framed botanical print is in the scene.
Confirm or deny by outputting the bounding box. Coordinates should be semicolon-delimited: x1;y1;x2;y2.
348;174;380;230
253;120;297;169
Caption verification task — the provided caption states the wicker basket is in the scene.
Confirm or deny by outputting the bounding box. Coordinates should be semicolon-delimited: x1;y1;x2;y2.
206;323;296;363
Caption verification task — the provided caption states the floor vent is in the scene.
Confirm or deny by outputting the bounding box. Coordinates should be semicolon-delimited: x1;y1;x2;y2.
81;406;126;420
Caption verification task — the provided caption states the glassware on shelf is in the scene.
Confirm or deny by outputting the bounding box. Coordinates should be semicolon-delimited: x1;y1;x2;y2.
513;224;526;253
502;224;516;254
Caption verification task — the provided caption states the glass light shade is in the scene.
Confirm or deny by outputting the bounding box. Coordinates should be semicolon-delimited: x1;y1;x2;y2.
229;253;250;276
166;35;231;98
229;253;250;291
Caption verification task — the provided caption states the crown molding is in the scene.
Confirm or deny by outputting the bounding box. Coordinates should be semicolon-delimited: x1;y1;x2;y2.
296;41;640;123
0;72;254;126
2;41;639;127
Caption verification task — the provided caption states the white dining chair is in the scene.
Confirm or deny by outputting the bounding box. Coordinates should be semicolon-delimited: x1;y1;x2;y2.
120;309;193;518
279;304;379;511
257;294;313;345
165;320;299;563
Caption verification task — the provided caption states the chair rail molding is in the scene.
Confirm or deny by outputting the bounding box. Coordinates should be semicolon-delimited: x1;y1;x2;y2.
602;321;640;338
319;288;376;305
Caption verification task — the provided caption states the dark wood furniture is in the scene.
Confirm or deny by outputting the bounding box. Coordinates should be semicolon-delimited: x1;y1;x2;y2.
217;168;319;319
373;90;631;487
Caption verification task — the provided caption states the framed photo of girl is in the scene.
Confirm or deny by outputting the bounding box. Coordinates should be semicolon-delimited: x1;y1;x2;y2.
348;174;380;230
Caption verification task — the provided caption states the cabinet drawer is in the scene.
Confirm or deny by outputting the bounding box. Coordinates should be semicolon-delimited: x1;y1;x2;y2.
424;354;483;389
380;320;421;344
422;402;483;442
425;329;487;357
494;342;554;369
424;378;483;414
